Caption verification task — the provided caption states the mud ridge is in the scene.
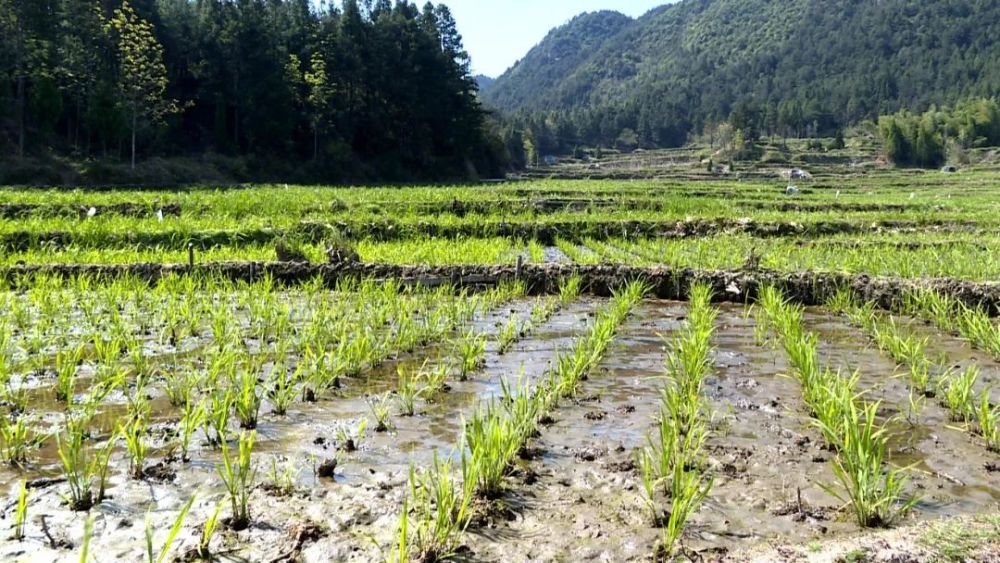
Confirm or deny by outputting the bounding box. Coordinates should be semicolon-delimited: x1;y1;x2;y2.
5;218;993;251
3;262;998;315
358;198;928;216
0;202;182;219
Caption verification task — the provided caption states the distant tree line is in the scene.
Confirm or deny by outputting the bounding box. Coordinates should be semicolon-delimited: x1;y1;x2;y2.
499;97;841;163
879;98;1000;168
0;0;507;181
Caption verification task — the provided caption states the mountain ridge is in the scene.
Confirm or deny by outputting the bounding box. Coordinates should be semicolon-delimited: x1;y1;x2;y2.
483;0;1000;150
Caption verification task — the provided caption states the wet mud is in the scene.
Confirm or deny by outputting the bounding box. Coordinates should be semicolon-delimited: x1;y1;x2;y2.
4;263;1000;316
0;298;997;561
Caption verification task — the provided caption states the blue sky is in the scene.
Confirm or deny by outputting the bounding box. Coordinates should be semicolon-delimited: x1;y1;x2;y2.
447;1;666;76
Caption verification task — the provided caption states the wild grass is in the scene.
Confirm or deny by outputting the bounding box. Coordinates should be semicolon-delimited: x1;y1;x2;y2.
919;513;1000;561
336;419;367;452
266;456;299;496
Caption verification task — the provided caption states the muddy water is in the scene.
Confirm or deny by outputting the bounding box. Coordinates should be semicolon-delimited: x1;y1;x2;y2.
1;299;998;562
898;313;1000;401
469;302;1000;562
0;297;600;561
807;311;1000;515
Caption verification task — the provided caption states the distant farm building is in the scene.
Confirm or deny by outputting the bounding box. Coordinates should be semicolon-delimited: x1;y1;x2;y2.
785;168;813;180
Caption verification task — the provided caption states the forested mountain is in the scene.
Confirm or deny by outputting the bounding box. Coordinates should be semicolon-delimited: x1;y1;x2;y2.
474;75;495;92
483;0;1000;154
0;0;506;182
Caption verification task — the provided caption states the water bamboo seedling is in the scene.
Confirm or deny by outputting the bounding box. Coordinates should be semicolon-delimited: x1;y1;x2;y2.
144;494;195;563
816;401;918;528
120;413;149;479
178;397;206;462
395;365;420;416
56;413;106;511
453;330;486;380
0;416;46;466
267;364;297;416
976;390;999;451
217;431;257;530
406;453;472;561
368;393;393;432
12;479;27;541
941;366;979;423
198;501;225;559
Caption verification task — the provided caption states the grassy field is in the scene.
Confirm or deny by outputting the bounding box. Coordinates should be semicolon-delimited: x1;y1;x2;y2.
0;165;997;562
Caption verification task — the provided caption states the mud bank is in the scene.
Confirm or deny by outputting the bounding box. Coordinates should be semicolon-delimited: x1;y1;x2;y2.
3;262;999;315
361;198;929;217
0;202;182;219
5;217;992;251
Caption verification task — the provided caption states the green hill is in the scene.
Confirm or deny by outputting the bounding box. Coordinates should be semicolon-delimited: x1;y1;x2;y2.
482;0;1000;151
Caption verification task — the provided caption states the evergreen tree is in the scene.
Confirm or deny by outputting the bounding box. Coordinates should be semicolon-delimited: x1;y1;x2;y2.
0;0;507;180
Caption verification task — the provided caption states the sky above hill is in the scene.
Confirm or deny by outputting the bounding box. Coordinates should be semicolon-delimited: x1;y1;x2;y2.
441;1;665;76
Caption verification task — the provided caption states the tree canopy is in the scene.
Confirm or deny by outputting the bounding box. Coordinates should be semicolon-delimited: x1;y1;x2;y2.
0;0;506;181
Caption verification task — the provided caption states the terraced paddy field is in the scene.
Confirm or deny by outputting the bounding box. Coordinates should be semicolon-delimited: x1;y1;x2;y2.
0;169;998;562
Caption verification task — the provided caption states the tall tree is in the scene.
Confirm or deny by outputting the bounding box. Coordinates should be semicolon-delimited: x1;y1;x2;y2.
303;51;334;161
108;0;176;169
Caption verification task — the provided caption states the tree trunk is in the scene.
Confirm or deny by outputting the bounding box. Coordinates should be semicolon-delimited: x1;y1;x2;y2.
131;106;137;170
313;127;319;161
15;74;25;158
232;73;239;149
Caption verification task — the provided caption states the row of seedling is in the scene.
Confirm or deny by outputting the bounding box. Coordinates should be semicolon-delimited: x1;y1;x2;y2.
2;280;536;553
754;286;918;528
639;284;716;559
5;279;523;465
392;277;583;422
497;275;582;355
390;281;646;562
830;289;999;451
902;288;1000;359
